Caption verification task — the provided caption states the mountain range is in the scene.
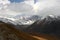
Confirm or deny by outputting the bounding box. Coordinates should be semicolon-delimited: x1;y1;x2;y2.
24;15;60;37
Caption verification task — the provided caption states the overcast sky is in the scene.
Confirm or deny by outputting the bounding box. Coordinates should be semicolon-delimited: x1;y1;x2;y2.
0;0;60;17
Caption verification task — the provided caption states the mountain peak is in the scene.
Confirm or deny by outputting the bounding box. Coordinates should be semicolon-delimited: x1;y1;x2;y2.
48;15;55;18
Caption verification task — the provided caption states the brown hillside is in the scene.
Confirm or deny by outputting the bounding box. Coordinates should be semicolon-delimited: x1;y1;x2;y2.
0;21;47;40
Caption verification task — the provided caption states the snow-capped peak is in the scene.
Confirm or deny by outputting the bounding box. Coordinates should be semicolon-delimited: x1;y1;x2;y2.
0;16;16;21
48;15;55;18
6;17;16;21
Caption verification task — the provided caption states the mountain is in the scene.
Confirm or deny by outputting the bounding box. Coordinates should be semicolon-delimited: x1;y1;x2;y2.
0;16;32;31
25;15;60;36
27;15;41;21
14;15;41;25
0;16;59;40
0;16;17;25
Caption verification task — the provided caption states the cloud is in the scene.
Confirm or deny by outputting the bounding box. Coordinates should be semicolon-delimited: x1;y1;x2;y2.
0;0;20;17
8;0;36;15
37;0;60;16
0;0;12;17
8;3;32;12
8;0;60;16
0;0;60;17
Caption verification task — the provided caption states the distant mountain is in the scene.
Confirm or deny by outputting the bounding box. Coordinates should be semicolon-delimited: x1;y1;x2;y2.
25;15;60;36
0;16;17;25
0;16;32;31
27;15;41;21
14;15;41;25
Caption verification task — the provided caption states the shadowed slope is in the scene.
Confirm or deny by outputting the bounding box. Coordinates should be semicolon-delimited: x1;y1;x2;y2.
26;16;60;34
25;16;60;40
